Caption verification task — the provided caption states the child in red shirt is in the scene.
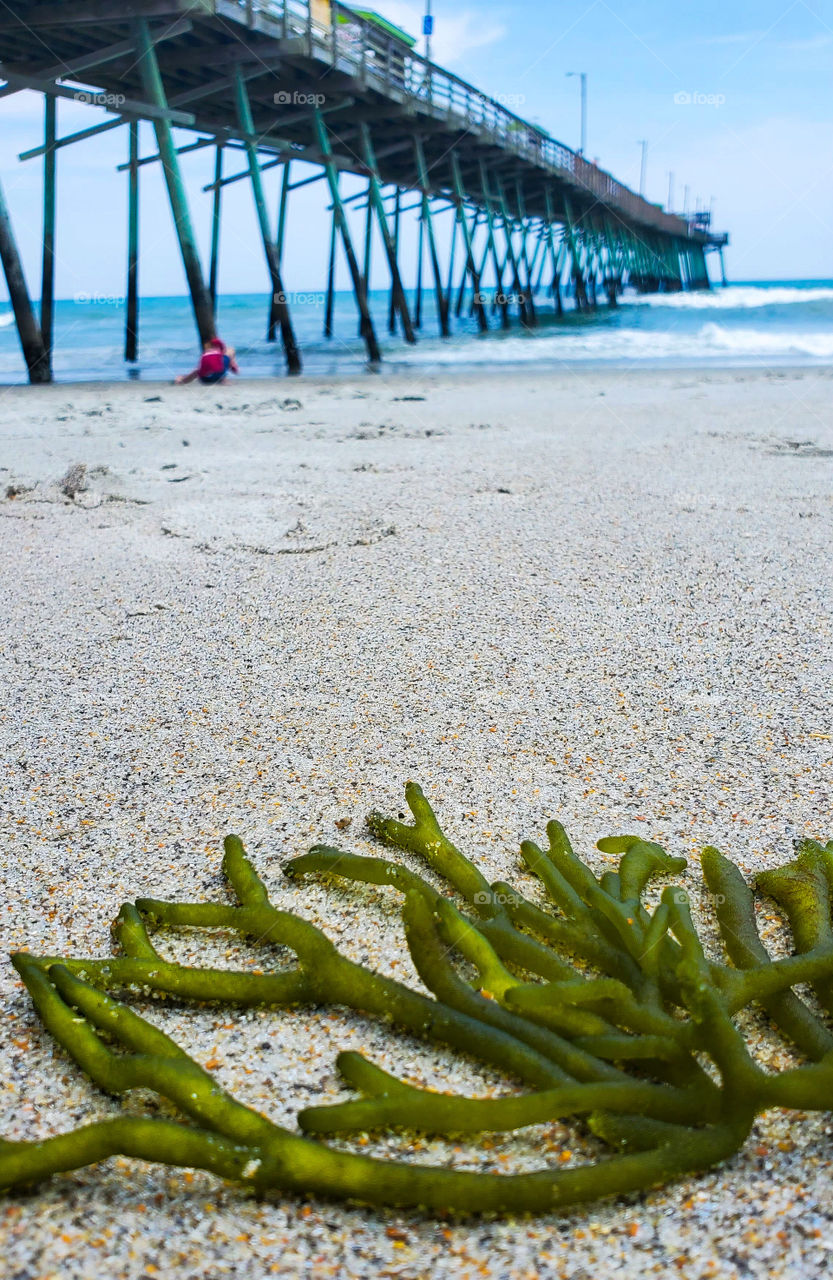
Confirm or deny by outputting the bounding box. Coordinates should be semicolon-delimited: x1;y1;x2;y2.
176;337;239;385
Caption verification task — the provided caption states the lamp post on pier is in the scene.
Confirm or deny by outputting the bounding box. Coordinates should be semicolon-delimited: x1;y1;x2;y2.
424;1;433;62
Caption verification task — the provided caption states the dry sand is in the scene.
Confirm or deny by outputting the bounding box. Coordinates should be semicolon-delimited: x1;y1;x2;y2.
1;364;832;1278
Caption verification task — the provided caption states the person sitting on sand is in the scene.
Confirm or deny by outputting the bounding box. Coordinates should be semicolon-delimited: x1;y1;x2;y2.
176;337;239;385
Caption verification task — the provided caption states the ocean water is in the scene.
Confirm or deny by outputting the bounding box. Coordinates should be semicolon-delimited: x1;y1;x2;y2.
0;279;831;383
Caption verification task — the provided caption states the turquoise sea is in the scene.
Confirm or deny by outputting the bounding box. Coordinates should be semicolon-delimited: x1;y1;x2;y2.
1;279;831;383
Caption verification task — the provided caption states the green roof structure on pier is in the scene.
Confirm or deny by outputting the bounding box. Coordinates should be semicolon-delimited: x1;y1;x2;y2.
348;8;417;47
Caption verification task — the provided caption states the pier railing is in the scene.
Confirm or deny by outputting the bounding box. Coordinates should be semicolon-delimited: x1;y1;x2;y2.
231;0;697;238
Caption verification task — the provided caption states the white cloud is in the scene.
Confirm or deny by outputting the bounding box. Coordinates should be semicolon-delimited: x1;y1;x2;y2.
699;31;764;46
700;28;833;52
780;32;833;51
360;1;505;65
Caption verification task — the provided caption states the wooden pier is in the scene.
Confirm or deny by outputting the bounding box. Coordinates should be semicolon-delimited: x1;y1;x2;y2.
0;0;729;382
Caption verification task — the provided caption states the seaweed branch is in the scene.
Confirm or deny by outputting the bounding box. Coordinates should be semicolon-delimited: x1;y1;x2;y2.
3;783;833;1215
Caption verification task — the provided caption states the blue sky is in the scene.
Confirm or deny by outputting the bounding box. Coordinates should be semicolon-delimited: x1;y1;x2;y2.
1;0;831;303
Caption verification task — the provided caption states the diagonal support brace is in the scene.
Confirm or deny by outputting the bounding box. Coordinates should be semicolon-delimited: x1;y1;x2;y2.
234;69;301;372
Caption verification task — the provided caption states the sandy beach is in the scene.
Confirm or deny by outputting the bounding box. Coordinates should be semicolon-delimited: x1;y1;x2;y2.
1;363;832;1278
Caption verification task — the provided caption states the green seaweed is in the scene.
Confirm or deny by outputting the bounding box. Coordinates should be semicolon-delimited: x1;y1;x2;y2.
3;782;833;1214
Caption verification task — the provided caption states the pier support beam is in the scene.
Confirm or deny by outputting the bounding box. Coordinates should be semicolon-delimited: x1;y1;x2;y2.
208;145;223;313
484;223;510;327
414;137;449;337
314;109;381;363
451;205;478;319
134;18;215;348
472;221;496;318
692;242;711;289
414;207;424;328
267;161;291;342
0;172;50;383
586;216;607;304
450;156;488;332
513;182;538;324
388;187;400;334
234;70;301;372
542;193;563;315
663;234;684;292
476;168;510;328
532;225;549;295
444;205;458;321
624;227;644;291
40;95;56;360
563;199;588;310
324;180;337;339
543;230;564;314
552;238;565;315
581;220;600;307
125;121;140;362
360;177;373;336
602;216;625;302
454;209;475;318
361;125;415;343
324;179;337;338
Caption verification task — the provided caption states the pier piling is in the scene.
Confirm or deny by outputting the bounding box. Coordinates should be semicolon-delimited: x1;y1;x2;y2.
125;122;140;363
40;95;56;362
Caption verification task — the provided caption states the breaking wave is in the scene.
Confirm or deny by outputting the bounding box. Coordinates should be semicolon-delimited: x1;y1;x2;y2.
621;284;833;310
395;321;833;366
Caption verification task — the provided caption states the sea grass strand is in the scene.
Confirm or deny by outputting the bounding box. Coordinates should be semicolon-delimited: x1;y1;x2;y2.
298;1052;710;1135
289;847;580;986
756;844;833;1016
367;781;494;909
701;845;833;1059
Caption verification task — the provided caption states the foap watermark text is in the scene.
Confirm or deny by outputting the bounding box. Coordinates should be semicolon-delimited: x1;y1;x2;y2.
274;90;326;108
674;91;725;107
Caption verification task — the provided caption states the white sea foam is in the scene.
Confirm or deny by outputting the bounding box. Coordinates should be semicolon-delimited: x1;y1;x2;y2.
698;322;833;357
0;311;14;329
395;321;833;366
620;284;833;310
